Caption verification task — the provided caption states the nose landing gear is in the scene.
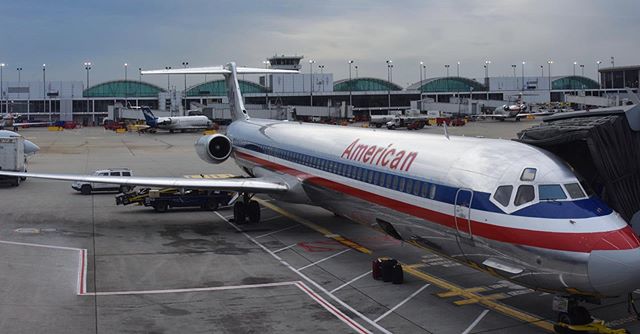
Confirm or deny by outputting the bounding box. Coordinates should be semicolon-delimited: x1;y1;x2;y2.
553;297;630;334
232;193;261;224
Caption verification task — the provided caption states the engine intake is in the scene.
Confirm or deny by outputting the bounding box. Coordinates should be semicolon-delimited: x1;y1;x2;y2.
195;134;232;164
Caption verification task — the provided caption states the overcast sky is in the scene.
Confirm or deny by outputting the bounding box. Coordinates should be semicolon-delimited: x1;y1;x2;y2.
1;0;637;88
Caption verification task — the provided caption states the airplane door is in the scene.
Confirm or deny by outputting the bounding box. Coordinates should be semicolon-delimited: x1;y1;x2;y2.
454;189;473;239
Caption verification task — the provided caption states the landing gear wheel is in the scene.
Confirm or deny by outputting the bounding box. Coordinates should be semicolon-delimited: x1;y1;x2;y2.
154;201;169;213
554;306;592;334
81;184;92;195
247;200;260;224
233;201;246;224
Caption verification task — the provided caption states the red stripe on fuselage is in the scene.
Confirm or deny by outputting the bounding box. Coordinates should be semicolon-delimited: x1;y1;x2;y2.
235;150;640;252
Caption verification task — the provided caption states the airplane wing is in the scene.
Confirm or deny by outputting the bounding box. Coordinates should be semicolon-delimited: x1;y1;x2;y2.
0;171;288;193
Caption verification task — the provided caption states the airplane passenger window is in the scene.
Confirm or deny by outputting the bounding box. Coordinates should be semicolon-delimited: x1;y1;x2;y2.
429;185;437;199
356;168;363;180
564;183;586;199
368;170;374;183
514;185;535;206
373;172;380;184
385;174;393;188
405;179;413;194
392;176;399;190
538;184;567;200
421;183;429;197
399;177;406;192
520;168;537;181
413;181;420;195
493;185;513;206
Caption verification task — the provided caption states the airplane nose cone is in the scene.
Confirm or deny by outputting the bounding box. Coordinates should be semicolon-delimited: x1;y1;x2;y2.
24;140;40;155
588;248;640;296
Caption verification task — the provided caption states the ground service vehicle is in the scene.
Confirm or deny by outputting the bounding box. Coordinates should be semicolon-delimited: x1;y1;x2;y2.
0;136;25;186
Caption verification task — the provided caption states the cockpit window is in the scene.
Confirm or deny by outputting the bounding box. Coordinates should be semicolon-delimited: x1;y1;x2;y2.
493;185;513;207
520;168;537;181
514;185;535;206
564;183;586;199
538;184;567;201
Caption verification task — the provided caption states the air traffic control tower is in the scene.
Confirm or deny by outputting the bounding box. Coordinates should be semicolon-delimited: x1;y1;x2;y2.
267;55;303;71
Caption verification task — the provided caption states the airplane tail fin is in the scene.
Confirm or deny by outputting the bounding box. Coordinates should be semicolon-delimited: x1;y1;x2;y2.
141;63;297;122
141;107;157;126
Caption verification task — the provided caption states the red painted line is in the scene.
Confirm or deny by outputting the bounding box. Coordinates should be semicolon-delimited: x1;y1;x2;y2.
235;150;640;252
295;281;370;334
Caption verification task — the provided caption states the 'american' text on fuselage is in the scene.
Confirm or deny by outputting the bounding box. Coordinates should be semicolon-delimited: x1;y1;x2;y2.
341;139;418;172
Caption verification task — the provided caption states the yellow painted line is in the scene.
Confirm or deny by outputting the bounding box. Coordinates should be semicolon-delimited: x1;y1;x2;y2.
256;199;371;254
453;293;507;306
257;199;555;332
402;266;554;332
437;287;487;298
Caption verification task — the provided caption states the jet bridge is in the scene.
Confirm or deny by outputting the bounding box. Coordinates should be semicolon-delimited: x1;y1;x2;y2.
516;104;640;228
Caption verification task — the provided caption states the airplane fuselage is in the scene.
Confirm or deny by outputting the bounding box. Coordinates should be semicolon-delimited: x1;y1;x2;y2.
227;118;640;298
154;116;212;131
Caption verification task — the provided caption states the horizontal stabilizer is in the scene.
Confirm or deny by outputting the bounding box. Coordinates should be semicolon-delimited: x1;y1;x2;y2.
142;66;298;75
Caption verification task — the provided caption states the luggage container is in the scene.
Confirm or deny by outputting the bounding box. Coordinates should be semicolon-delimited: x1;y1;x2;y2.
0;136;25;186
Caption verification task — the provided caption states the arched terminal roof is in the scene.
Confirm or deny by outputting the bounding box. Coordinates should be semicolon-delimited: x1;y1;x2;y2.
333;77;403;92
83;80;165;97
406;77;487;92
552;76;600;90
186;80;267;96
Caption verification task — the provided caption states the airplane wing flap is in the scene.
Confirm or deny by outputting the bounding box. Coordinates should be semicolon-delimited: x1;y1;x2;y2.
0;171;288;193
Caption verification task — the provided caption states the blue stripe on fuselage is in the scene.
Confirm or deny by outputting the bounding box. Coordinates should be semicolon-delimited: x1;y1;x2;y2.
236;141;612;219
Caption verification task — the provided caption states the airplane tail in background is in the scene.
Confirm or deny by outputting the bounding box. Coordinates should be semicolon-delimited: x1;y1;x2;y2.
141;107;158;127
141;63;298;122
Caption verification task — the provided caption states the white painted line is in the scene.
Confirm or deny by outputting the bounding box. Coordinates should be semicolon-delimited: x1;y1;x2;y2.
331;271;372;293
83;281;299;296
214;212;391;334
297;249;351;271
0;239;83;251
374;283;431;323
295;281;370;334
0;240;87;296
273;243;298;253
254;225;300;239
461;309;490;334
260;215;283;223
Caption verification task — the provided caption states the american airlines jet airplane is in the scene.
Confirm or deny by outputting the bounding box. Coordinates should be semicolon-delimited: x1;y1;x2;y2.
1;63;639;328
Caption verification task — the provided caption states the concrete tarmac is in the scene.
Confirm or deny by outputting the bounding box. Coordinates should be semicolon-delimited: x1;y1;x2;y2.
0;121;636;333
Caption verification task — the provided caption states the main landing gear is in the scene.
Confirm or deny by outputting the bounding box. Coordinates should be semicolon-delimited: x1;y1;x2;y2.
232;193;261;224
553;297;630;334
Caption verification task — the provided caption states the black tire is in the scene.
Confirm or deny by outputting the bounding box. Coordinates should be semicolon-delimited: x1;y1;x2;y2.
81;184;92;195
233;201;246;224
169;129;175;133
154;201;168;213
20;169;27;181
11;177;20;187
375;124;382;128
203;198;219;211
381;259;396;282
247;200;260;224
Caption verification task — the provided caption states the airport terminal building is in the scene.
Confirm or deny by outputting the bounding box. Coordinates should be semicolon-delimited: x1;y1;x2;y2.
0;56;636;124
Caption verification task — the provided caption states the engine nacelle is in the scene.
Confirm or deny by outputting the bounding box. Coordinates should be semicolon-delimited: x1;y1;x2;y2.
195;134;233;164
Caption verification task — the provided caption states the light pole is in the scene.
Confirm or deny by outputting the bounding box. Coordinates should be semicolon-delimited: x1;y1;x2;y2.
419;61;424;99
0;63;4;114
547;60;553;92
182;61;189;112
308;59;315;106
84;62;92;123
610;57;615;88
573;61;577;76
445;64;450;91
138;67;142;105
43;64;48;122
17;67;22;101
386;60;392;111
262;60;270;105
484;60;491;90
348;60;354;108
456;61;460;77
596;60;602;89
165;66;172;91
124;63;128;107
540;65;544;78
521;61;526;91
511;64;516;89
318;65;325;92
354;65;358;78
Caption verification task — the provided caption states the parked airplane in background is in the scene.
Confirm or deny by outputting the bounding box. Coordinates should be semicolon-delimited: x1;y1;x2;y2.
483;95;552;121
1;62;639;329
0;113;49;130
141;107;212;133
0;130;40;156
